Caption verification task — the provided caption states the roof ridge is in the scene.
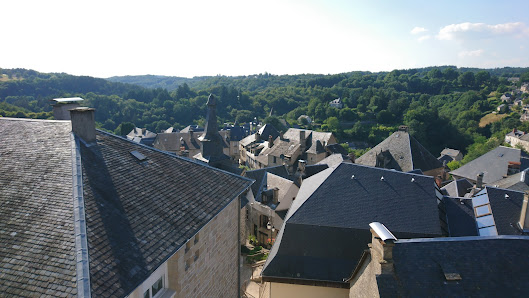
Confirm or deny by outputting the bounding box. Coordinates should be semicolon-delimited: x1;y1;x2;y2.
0;117;70;123
96;129;254;184
397;235;529;243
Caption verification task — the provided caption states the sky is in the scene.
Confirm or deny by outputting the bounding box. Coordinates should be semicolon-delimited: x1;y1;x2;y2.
2;0;529;78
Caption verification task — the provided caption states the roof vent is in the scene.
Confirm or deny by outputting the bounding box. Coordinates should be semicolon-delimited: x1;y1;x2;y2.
380;176;385;181
411;178;415;182
505;194;510;199
130;150;147;161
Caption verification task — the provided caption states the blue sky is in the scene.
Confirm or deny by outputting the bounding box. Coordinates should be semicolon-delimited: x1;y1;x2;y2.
2;0;528;78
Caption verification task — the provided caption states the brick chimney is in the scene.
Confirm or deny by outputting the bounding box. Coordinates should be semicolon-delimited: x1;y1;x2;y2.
70;107;96;144
435;175;443;188
519;191;529;232
268;135;273;148
369;222;396;274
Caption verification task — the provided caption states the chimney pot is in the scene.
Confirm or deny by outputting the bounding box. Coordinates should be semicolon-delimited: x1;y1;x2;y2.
70;107;96;143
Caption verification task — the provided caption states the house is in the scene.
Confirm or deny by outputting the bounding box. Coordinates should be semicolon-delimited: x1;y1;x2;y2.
500;93;513;103
497;103;509;113
242;161;328;246
239;124;280;168
521;83;529;93
438;148;463;164
260;163;442;297
254;128;338;169
0;109;253;297
329;97;343;109
355;126;444;177
221;123;248;161
348;223;529;297
127;127;157;146
505;128;529;152
449;146;529;185
521;111;529;122
489;168;529;192
153;125;203;157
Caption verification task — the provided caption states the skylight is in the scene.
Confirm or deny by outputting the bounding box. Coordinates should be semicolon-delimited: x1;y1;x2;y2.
130;150;147;161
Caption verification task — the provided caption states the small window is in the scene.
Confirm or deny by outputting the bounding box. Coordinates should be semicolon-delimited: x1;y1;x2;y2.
143;289;150;298
246;208;249;220
194;249;200;261
185;242;191;253
194;233;199;244
185;259;191;271
151;276;163;297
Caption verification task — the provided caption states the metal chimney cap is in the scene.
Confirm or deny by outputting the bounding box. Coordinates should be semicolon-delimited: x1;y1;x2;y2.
369;222;397;241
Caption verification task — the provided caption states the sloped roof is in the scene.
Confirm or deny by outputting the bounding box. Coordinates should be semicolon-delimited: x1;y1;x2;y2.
489;169;529;192
356;130;442;172
0;118;253;297
316;153;348;168
450;146;529;184
440;148;461;157
441;179;473;197
0;118;77;296
443;197;478;236
474;187;525;236
379;236;529;296
282;128;335;146
306;140;325;154
262;163;442;283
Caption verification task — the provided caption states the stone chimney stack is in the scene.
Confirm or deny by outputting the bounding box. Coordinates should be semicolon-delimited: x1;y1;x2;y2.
435;175;443;188
70;107;96;143
53;103;80;120
299;130;306;152
476;172;484;189
369;222;396;274
348;153;356;163
255;132;261;142
268;135;273;148
297;160;307;185
519;191;529;232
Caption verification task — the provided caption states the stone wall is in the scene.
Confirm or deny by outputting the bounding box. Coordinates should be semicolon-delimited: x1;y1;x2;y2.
128;197;240;297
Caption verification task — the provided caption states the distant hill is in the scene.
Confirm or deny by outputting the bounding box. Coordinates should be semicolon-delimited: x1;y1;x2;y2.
106;75;210;91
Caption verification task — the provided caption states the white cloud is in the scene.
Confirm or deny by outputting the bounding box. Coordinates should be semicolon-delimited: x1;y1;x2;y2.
418;35;431;42
411;27;427;34
437;22;529;41
458;49;484;58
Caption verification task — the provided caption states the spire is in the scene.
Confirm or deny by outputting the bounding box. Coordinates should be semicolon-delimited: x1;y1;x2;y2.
201;94;219;141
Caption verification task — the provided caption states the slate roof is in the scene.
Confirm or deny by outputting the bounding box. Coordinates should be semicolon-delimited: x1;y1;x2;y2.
489;169;529;192
306;140;325;154
0;118;77;296
440;148;461;157
443;197;478;236
377;236;529;297
441;179;473;197
262;163;442;283
450;146;529;184
356;130;442;173
316;153;348;168
473;187;526;236
0;118;253;297
282;128;335;146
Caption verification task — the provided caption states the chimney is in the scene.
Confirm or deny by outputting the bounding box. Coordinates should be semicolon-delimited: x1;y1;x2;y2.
297;160;307;185
348;153;356;163
280;132;284;140
268;135;273;148
369;222;396;274
435;175;443;188
70;107;96;143
519;191;529;232
299;130;306;152
255;132;261;142
398;125;409;132
476;172;484;188
53;102;80;120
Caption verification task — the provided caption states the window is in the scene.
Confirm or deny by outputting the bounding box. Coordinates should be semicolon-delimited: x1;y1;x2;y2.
194;249;200;261
185;241;191;253
151;277;163;297
260;215;269;228
185;259;191;271
143;275;165;298
194;233;199;244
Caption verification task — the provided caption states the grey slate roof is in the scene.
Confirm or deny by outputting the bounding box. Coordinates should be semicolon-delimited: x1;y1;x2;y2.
441;179;473;197
0;118;77;296
475;186;526;235
489;169;529;192
262;163;442;283
450;146;529;184
443;196;478;236
0;118;253;297
379;236;529;297
356;130;442;173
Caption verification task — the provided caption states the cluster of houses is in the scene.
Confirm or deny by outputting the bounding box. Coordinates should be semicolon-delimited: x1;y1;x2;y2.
2;96;529;297
497;79;529;120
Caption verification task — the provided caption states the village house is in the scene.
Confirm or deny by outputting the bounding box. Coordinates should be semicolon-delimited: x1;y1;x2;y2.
153;125;204;157
348;223;529;297
260;163;443;297
0;108;253;297
329;97;343;109
501;93;513;103
450;146;529;185
505;128;529;152
239;124;281;168
438;148;463;164
127;127;157;146
355;126;444;177
521;83;529;93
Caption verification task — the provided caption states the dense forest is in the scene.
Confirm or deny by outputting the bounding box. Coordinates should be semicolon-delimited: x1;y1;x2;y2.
2;66;529;169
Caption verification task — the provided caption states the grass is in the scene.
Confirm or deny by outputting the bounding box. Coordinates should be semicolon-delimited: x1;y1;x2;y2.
479;113;508;127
